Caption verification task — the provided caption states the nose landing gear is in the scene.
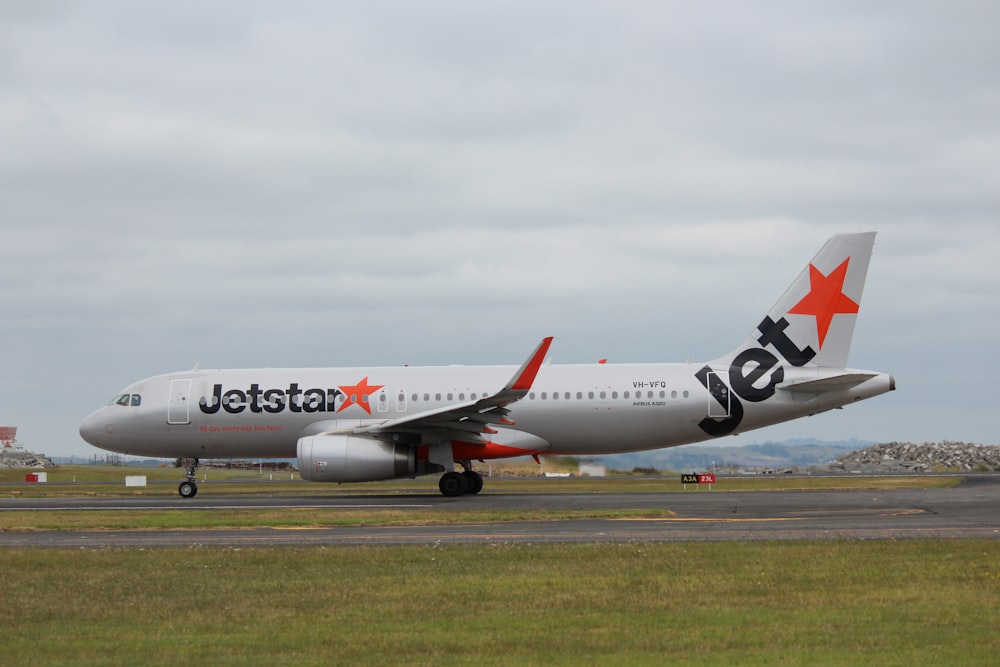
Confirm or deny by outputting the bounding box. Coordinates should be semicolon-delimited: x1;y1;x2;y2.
178;458;199;498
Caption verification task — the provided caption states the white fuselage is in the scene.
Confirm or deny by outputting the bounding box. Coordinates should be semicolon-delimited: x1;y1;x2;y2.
79;361;893;460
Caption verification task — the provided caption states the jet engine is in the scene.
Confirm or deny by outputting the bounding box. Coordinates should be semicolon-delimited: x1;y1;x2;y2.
297;434;415;483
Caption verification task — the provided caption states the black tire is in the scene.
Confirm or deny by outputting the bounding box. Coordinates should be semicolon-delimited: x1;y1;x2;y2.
438;471;466;497
178;481;198;498
463;470;484;495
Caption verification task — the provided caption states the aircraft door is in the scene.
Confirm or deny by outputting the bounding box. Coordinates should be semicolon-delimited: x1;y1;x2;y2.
705;371;731;418
168;379;193;425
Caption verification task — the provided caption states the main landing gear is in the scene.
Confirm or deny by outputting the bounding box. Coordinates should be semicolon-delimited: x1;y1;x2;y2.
438;460;484;497
178;457;199;498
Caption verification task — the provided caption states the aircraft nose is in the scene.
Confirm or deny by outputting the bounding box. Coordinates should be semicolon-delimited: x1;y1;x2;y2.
79;411;105;446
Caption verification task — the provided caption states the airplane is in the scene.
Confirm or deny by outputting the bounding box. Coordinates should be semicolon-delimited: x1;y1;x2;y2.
79;232;895;497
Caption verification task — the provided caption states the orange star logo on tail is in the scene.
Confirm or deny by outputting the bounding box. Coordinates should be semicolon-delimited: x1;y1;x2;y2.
788;258;860;349
337;377;384;414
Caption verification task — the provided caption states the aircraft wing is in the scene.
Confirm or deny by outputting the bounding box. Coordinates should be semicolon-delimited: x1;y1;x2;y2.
350;337;553;444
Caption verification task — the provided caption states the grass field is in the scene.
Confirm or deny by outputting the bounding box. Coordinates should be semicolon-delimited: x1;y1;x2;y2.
0;506;679;531
2;540;998;666
1;471;995;664
2;464;962;498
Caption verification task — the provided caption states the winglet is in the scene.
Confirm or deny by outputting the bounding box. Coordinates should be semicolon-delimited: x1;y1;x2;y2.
507;337;554;392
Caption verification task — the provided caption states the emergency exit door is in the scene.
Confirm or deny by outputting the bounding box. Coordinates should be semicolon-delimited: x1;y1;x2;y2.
168;379;192;425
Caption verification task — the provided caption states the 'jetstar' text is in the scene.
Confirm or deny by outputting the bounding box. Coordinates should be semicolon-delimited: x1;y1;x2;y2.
198;384;345;415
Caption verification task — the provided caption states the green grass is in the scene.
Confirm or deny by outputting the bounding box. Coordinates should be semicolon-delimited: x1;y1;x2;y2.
1;465;962;499
1;541;997;666
0;507;676;531
1;464;263;482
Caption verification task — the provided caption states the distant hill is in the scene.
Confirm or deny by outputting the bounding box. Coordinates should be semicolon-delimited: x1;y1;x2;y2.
595;439;870;472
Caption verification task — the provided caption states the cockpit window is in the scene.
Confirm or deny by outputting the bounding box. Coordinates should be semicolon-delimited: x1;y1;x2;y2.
111;394;142;407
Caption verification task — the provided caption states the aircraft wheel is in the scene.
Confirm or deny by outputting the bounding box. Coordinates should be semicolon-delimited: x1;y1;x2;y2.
438;472;466;497
463;470;484;495
178;481;198;498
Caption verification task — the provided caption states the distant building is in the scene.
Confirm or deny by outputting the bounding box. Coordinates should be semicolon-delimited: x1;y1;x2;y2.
579;463;607;477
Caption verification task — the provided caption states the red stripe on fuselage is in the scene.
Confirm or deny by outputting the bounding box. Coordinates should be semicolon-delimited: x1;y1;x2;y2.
451;440;542;461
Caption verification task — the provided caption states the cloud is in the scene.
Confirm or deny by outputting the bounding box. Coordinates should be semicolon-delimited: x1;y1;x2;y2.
2;1;999;455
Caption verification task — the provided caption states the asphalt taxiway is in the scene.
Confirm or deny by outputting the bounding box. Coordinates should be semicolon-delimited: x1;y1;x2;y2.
2;476;998;547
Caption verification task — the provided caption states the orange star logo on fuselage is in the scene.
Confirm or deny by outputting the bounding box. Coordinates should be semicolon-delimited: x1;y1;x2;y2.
336;377;384;414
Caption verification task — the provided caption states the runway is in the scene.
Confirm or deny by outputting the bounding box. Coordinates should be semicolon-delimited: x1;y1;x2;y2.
2;476;998;547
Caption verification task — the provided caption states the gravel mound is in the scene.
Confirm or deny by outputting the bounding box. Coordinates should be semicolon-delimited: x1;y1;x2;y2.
832;441;1000;472
0;448;57;469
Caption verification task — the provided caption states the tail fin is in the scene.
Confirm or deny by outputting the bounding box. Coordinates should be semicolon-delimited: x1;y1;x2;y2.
725;232;877;369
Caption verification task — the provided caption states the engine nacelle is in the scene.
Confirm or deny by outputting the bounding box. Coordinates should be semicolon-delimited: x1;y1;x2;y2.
297;434;415;483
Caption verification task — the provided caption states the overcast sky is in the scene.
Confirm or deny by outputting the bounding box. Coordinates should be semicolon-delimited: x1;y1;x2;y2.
2;1;998;458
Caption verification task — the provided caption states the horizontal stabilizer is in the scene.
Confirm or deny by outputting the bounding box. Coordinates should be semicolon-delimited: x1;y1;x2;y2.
779;373;877;394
